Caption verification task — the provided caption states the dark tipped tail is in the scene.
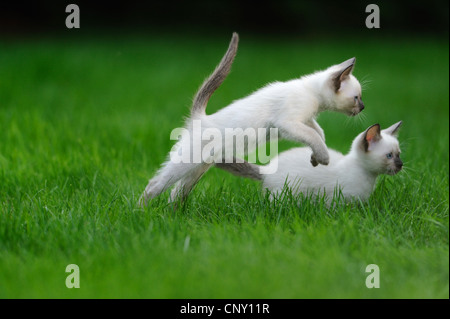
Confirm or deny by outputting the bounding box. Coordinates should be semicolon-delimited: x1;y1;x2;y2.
216;158;263;181
191;32;239;117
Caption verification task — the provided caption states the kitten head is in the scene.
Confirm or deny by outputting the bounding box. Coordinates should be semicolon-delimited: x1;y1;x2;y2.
353;121;403;175
324;58;364;116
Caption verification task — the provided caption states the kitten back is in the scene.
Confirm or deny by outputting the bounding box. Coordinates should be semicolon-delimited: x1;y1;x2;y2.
191;32;239;117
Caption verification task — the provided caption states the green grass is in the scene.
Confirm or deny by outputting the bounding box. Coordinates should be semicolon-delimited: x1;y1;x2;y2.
0;33;448;298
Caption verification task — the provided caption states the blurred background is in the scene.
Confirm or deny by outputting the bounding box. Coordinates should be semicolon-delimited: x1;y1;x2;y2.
0;0;448;37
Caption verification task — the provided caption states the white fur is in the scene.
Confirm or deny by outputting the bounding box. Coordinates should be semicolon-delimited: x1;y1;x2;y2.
141;55;364;205
261;122;403;202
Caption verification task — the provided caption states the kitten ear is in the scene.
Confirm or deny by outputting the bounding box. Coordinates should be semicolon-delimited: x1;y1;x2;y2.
382;121;402;137
331;57;356;92
362;123;381;152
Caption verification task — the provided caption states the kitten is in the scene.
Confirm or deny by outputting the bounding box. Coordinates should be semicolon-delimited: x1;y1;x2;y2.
219;122;403;202
140;33;365;206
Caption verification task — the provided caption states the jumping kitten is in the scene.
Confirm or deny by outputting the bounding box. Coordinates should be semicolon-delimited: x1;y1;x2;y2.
140;33;365;206
219;122;403;202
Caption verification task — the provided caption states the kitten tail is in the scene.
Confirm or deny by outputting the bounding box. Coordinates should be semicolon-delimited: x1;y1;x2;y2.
216;158;263;181
191;32;239;117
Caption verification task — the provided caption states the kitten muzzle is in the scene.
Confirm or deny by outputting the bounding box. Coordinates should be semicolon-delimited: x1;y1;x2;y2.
350;101;365;116
358;101;365;111
394;157;403;171
351;107;361;116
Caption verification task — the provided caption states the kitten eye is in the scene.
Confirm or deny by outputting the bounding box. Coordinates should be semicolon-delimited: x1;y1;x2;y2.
354;96;358;100
386;152;393;159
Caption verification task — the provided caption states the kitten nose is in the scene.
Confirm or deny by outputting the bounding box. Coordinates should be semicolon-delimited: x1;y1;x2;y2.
359;101;365;111
395;157;403;169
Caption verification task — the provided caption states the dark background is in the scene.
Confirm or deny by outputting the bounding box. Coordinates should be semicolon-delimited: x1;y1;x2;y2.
0;0;448;37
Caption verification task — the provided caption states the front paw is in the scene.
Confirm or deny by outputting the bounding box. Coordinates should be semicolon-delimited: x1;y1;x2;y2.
311;152;329;166
310;155;319;167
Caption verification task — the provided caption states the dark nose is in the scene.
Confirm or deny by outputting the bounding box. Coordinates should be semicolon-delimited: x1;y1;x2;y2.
359;101;365;111
394;157;403;169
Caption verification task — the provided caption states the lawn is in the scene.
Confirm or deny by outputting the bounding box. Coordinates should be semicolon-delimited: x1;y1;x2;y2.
0;33;448;298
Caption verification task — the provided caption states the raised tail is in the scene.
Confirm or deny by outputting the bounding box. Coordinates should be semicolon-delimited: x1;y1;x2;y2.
191;32;239;117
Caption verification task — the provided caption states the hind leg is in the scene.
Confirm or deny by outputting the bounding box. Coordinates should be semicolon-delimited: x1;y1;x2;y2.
139;161;204;207
169;163;212;204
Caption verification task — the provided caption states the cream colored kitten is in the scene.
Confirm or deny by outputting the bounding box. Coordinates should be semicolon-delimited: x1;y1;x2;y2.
219;122;403;202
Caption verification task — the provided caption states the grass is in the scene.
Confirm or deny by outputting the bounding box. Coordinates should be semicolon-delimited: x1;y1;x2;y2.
0;33;448;298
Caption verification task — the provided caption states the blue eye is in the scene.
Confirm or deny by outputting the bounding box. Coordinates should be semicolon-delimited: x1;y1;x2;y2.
386;152;393;159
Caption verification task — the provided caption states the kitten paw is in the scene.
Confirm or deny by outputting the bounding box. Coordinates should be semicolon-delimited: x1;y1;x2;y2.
310;155;319;167
311;153;329;166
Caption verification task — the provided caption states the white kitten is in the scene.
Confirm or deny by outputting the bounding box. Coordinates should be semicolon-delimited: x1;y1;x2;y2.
221;122;403;202
140;33;365;205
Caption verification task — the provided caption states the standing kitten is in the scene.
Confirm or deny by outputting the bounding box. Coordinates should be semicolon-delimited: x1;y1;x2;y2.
220;122;403;202
140;33;365;205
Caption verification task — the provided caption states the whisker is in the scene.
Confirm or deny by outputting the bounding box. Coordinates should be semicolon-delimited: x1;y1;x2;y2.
358;111;368;125
343;115;353;128
401;164;418;173
360;74;373;91
351;111;367;128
